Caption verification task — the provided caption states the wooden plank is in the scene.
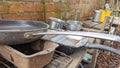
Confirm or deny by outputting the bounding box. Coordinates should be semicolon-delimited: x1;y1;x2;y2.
89;39;101;68
67;47;87;68
82;19;106;68
67;38;95;68
82;27;101;32
88;17;110;68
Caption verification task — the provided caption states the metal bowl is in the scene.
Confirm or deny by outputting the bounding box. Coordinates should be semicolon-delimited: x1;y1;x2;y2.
66;20;83;31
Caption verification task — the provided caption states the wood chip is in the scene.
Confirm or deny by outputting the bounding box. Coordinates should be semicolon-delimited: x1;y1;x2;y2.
96;26;120;68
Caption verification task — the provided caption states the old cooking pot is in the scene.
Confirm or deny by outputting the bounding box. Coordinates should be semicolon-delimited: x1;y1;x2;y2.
0;20;120;55
65;20;82;31
48;17;65;29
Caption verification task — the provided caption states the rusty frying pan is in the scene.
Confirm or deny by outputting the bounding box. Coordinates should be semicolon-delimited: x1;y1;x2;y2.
0;20;120;55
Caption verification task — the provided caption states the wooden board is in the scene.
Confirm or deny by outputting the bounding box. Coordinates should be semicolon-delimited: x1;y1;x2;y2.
67;38;95;68
67;47;87;68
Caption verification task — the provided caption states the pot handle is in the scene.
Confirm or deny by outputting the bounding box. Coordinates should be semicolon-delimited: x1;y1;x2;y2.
86;43;120;55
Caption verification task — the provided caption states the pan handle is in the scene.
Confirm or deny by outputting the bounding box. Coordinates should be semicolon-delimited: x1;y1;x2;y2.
86;43;120;55
24;31;120;55
27;31;120;43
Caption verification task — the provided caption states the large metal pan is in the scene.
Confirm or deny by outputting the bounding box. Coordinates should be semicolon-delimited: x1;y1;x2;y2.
0;20;48;45
0;20;120;55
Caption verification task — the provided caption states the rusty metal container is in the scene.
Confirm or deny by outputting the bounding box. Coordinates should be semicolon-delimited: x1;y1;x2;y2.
0;40;58;68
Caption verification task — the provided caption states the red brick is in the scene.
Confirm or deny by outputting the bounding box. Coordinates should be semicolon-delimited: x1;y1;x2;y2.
34;3;44;12
3;13;44;21
45;0;53;2
3;13;32;20
24;0;43;2
81;0;87;4
71;0;79;4
86;0;91;4
46;3;54;12
61;0;68;3
31;13;45;21
24;2;34;12
0;2;9;14
54;3;61;11
9;2;24;13
46;12;60;20
61;3;70;11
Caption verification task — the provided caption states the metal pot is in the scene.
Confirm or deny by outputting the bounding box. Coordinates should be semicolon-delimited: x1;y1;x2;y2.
92;10;101;22
48;17;65;30
66;20;82;31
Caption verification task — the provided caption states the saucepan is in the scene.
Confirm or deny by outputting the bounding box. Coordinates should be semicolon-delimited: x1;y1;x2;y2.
48;17;65;29
48;17;83;31
0;20;120;55
65;20;82;31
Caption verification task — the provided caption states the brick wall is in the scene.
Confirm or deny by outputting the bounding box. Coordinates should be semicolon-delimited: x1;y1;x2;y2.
0;0;105;21
0;0;45;21
45;0;105;21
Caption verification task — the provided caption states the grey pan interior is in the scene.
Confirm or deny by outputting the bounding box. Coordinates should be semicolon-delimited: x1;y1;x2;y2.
0;20;48;45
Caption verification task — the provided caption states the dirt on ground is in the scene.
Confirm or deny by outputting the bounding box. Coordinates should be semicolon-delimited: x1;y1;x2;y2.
96;26;120;68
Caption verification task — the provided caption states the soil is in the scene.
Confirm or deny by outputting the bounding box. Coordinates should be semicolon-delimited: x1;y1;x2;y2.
96;26;120;68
